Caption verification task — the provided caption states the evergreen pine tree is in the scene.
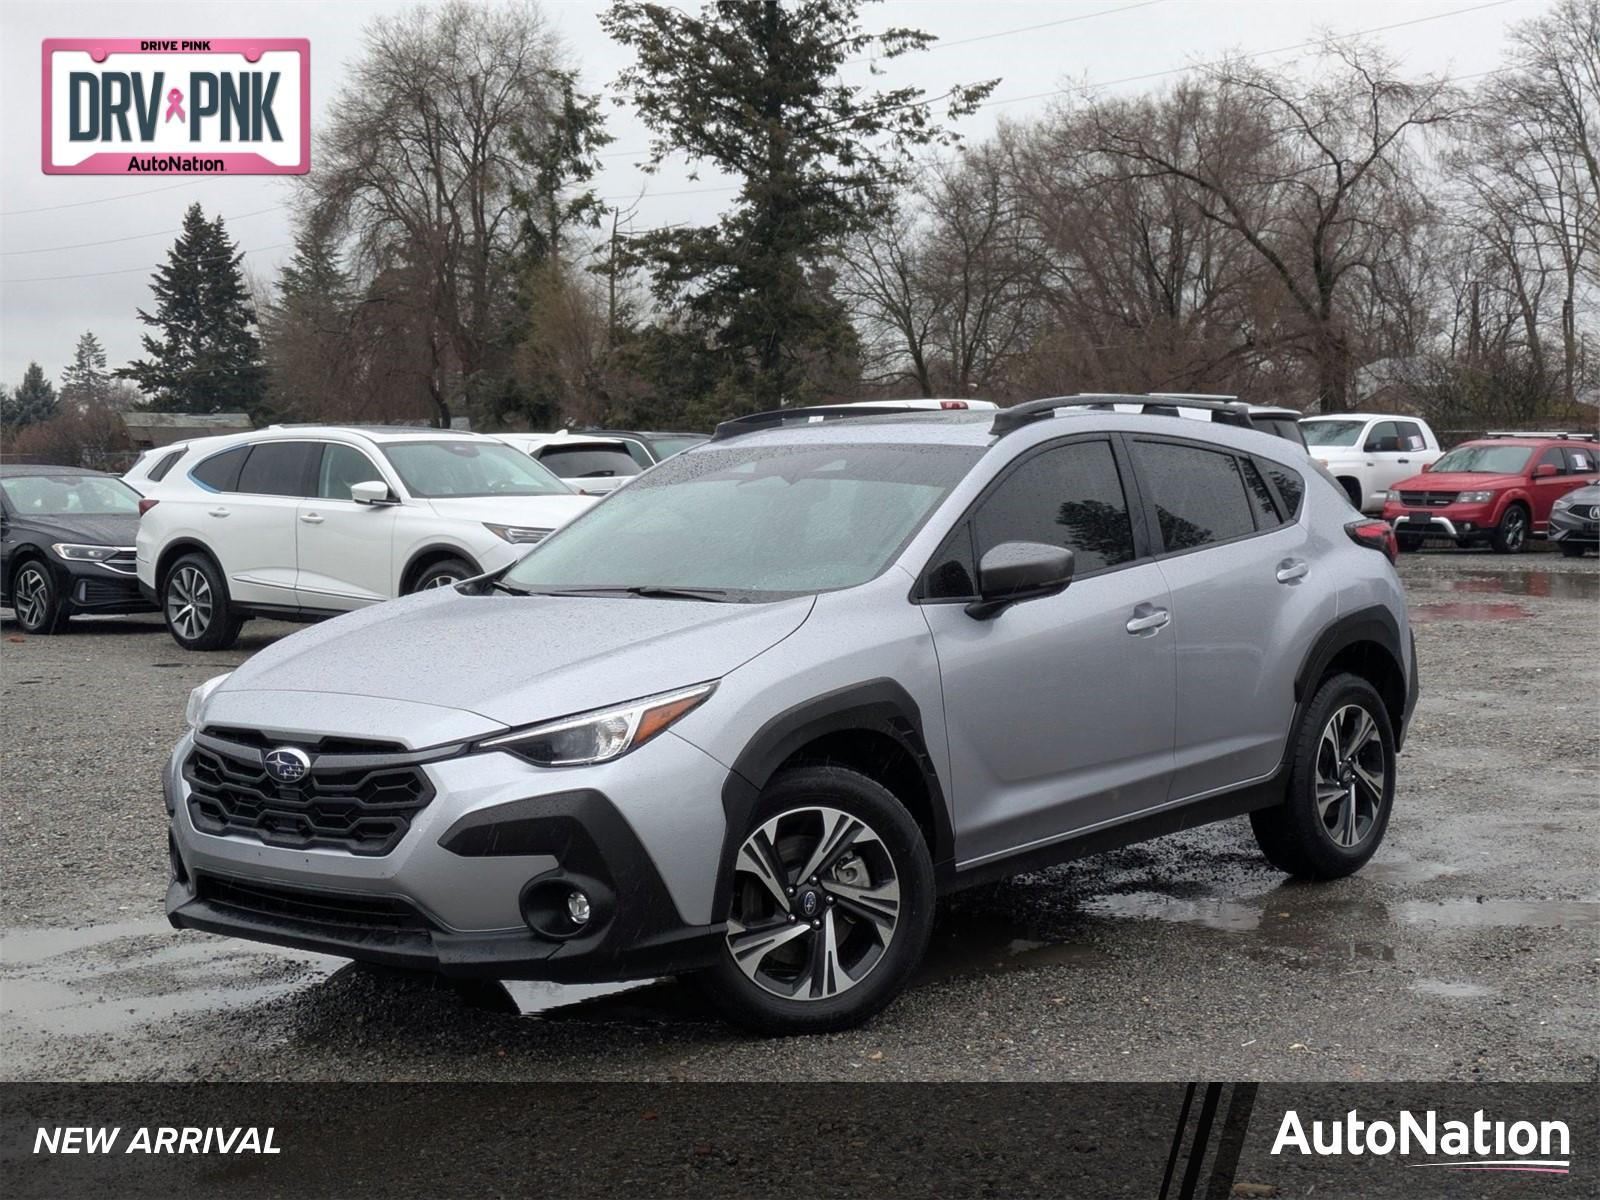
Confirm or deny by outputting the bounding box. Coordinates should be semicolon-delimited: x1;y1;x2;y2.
118;203;266;415
1;362;60;431
59;330;111;411
260;227;358;419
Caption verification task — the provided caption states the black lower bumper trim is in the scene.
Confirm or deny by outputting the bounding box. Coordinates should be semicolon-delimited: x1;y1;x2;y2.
167;877;725;982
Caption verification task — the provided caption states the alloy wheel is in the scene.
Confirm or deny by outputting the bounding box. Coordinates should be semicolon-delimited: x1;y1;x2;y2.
1504;509;1527;551
725;805;901;1001
167;566;214;641
13;566;49;629
422;573;461;589
1314;703;1387;848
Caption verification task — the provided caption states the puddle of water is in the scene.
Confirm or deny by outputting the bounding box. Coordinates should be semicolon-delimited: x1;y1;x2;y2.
2;917;173;966
1359;859;1458;886
1406;571;1599;600
1411;979;1496;1000
1410;601;1531;623
1391;898;1598;929
1081;891;1263;932
3;972;318;1039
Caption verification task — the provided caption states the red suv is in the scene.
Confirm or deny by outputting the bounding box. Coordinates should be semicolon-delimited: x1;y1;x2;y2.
1383;433;1600;553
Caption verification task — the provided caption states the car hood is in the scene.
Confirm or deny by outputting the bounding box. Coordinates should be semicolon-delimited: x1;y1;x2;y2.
1558;483;1600;503
1390;471;1522;493
218;587;815;731
18;513;141;546
425;494;596;528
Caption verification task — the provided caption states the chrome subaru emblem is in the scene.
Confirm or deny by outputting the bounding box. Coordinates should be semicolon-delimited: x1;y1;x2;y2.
263;746;312;784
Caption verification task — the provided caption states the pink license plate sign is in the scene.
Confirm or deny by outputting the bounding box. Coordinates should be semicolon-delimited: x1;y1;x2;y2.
42;38;309;175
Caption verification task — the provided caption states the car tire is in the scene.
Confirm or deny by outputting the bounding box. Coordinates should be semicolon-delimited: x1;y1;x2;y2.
10;561;69;634
410;557;476;593
1396;532;1424;553
697;765;935;1035
1250;672;1395;881
163;553;244;651
1489;503;1529;554
1558;541;1587;558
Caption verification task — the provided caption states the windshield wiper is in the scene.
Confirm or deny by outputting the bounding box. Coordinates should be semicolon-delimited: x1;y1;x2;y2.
536;584;732;602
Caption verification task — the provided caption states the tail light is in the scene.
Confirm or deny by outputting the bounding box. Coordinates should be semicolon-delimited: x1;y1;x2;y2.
939;400;969;410
1347;518;1397;563
137;498;159;516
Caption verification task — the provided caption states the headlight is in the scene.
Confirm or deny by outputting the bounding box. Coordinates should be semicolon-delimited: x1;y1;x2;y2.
1552;496;1574;511
483;523;552;545
479;681;716;766
1457;490;1494;503
185;673;231;730
51;543;121;561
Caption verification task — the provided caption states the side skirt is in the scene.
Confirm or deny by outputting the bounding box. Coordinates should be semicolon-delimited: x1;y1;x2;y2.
940;765;1290;894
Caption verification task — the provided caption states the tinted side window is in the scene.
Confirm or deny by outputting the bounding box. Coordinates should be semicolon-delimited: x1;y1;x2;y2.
1366;421;1400;452
1564;445;1598;474
1537;447;1567;474
237;442;318;497
189;445;249;492
146;448;185;482
1238;457;1280;527
1393;421;1426;452
923;523;977;599
1260;461;1305;519
971;439;1136;575
1133;441;1257;552
317;444;385;500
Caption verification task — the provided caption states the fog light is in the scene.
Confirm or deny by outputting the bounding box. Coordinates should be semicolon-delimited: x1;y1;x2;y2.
566;890;591;926
1462;523;1475;532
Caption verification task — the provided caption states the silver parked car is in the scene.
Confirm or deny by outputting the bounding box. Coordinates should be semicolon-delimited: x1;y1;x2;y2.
167;397;1418;1033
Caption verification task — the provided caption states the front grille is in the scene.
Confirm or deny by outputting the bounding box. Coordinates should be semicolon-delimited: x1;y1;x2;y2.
102;549;137;575
1568;503;1597;520
195;874;433;933
1397;491;1459;508
184;744;434;856
202;726;408;756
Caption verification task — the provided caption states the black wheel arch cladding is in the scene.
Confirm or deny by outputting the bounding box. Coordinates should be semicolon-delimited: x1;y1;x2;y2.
714;678;953;922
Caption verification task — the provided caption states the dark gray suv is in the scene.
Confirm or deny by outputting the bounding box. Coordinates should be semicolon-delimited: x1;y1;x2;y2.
168;397;1418;1033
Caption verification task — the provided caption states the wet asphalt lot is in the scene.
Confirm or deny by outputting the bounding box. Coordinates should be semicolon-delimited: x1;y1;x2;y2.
1;551;1595;1083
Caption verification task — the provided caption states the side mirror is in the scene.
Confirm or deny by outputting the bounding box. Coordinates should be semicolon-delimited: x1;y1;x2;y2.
965;542;1074;620
351;480;398;506
1420;462;1432;473
1533;463;1559;479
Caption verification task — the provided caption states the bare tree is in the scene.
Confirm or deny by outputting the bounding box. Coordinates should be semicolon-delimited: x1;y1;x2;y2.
1087;42;1459;411
302;1;567;426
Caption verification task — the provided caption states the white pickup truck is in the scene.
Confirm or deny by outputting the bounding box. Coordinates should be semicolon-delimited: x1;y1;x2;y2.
1300;413;1444;513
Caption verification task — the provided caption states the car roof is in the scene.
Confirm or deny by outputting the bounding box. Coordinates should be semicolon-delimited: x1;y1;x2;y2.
0;463;111;478
702;406;1307;462
1300;413;1416;422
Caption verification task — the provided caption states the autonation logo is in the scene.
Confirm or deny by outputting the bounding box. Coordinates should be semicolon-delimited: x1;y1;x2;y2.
1272;1108;1571;1175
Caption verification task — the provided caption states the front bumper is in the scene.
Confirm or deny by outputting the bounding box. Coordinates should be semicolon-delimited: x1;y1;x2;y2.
1384;503;1496;541
56;558;155;615
1548;505;1599;544
164;723;733;982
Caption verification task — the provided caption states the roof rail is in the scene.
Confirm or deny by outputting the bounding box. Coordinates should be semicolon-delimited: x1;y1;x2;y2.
710;404;947;442
1483;430;1599;442
990;394;1257;437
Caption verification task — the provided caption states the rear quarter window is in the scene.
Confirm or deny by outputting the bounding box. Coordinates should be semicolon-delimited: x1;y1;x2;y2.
146;448;186;482
189;445;249;492
1259;460;1306;519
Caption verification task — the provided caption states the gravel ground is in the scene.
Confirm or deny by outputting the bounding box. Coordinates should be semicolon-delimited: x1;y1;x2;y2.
1;549;1595;1083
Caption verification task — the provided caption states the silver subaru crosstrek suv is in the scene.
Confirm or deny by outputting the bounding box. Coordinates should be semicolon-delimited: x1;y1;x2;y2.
166;398;1418;1033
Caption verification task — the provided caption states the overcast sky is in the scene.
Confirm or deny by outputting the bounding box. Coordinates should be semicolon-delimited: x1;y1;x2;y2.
0;0;1543;387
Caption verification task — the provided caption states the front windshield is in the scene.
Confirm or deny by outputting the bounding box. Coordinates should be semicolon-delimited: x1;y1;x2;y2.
1431;445;1534;475
1;474;140;516
1301;420;1366;447
504;442;982;600
382;441;570;498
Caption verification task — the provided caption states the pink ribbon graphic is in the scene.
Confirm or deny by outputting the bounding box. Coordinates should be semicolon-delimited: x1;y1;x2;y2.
164;88;184;123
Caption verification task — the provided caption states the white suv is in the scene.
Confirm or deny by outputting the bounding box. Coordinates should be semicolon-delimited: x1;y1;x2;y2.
136;426;594;650
493;432;646;495
1300;414;1443;512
